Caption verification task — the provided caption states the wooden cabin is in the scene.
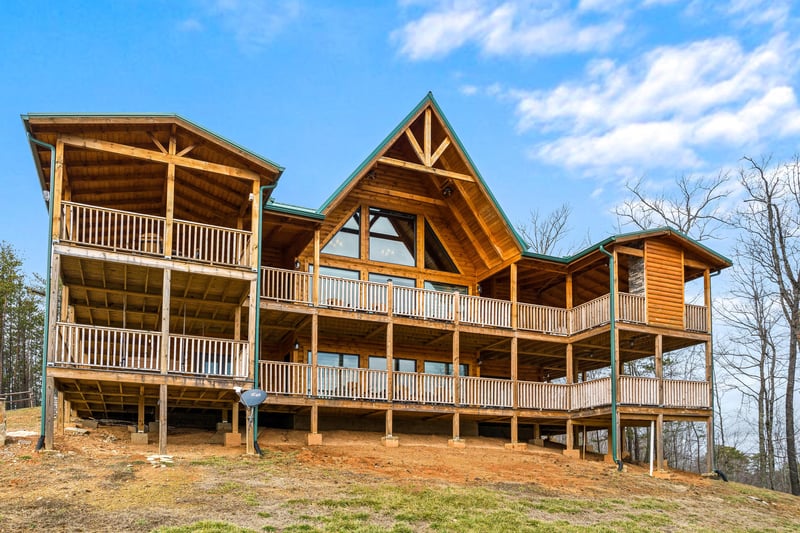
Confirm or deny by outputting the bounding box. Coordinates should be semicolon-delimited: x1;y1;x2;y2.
24;94;731;470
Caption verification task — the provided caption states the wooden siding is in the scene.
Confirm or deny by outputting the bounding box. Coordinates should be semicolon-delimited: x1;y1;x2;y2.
645;240;685;328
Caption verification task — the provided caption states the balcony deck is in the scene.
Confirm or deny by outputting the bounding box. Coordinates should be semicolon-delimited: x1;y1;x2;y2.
258;361;711;412
260;266;709;335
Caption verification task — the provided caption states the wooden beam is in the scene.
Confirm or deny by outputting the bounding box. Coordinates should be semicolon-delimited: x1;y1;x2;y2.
59;134;264;182
404;129;425;164
359;184;445;206
424;108;432;166
430;137;451;167
378;157;474;182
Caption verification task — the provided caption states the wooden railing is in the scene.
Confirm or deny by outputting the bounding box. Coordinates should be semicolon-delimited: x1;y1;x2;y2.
618;293;646;324
54;322;161;371
53;323;247;378
664;379;710;408
518;303;568;335
570;294;611;332
168;334;248;378
392;372;454;404
685;304;708;332
393;285;454;321
319;275;388;313
60;202;165;256
619;376;659;405
173;219;250;267
59;201;252;268
259;361;308;396
261;267;312;304
518;381;569;410
460;295;512;328
459;376;512;408
316;366;388;401
571;377;611;410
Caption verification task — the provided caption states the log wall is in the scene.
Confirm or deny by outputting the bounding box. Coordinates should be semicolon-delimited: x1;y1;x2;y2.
645;240;684;328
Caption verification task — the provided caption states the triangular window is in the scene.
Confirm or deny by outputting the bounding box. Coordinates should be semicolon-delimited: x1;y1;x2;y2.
322;211;360;258
424;221;458;273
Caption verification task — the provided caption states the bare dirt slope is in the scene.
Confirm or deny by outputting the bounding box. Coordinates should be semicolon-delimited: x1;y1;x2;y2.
1;408;798;532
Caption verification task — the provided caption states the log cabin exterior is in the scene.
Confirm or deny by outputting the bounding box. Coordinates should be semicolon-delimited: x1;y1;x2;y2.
24;94;731;470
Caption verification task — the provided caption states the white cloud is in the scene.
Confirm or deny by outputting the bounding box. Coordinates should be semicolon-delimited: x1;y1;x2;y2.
195;0;303;50
506;34;800;173
393;0;625;60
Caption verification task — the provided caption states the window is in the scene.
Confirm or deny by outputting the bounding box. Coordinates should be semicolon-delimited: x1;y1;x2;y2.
311;351;359;368
424;361;469;376
424;221;458;273
322;211;360;258
368;356;416;373
369;208;415;266
424;280;468;294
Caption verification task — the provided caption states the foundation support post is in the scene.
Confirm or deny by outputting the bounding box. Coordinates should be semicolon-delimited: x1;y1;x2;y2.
158;383;168;455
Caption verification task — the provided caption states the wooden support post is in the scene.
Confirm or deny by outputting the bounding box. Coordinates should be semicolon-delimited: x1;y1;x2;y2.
510;263;518;329
706;417;714;473
386;320;394;402
307;403;322;445
46;253;61;370
510;414;518;444
44;376;55;450
251;180;260;268
452;330;460;405
655;334;663;405
382;409;398;447
656;413;664;470
232;401;239;435
705;339;713;408
57;390;66;435
51;139;65;241
137;386;145;432
511;334;518;409
160;269;171;374
386;408;393;436
448;411;464;448
164;130;176;258
566;343;574;385
565;419;576;457
312;230;320;306
311;312;318;396
158;383;168;455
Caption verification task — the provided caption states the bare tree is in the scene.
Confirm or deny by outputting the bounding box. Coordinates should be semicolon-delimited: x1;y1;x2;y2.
615;172;731;241
737;156;800;495
717;258;783;489
517;203;572;255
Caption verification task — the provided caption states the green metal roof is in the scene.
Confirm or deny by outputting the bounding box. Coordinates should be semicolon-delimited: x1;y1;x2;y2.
521;227;732;269
21;112;285;175
265;199;325;220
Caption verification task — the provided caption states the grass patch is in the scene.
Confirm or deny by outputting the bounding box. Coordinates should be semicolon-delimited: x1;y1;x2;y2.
629;497;681;511
529;497;609;515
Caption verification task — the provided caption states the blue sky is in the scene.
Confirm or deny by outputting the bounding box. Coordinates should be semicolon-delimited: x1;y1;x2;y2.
2;0;799;276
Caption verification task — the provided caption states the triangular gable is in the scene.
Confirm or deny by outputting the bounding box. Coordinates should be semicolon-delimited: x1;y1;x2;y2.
318;93;526;278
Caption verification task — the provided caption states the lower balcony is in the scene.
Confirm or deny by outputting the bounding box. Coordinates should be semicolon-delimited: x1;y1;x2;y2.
258;361;711;411
52;322;249;379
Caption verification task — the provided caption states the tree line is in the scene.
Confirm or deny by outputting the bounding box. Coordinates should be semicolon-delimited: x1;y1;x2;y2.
0;242;44;409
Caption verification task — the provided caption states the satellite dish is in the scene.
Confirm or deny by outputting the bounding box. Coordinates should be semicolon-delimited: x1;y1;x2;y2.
239;388;267;408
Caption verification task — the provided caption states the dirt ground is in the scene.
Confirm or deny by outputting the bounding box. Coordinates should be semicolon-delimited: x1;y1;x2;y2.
1;408;798;532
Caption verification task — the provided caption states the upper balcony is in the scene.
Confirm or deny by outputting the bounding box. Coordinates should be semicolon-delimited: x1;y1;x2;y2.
58;201;252;269
260;266;709;335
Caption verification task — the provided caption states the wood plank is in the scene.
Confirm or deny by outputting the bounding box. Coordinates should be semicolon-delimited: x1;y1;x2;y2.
378;157;474;182
59;134;264;182
404;129;425;164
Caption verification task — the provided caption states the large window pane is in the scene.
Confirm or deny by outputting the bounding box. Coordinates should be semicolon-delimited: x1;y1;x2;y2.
322;211;360;258
423;361;468;376
317;266;360;308
424;221;458;273
369;356;416;372
369;208;415;266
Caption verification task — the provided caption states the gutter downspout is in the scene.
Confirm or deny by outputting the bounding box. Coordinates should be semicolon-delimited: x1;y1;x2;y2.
28;134;56;452
253;183;277;455
598;245;623;471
